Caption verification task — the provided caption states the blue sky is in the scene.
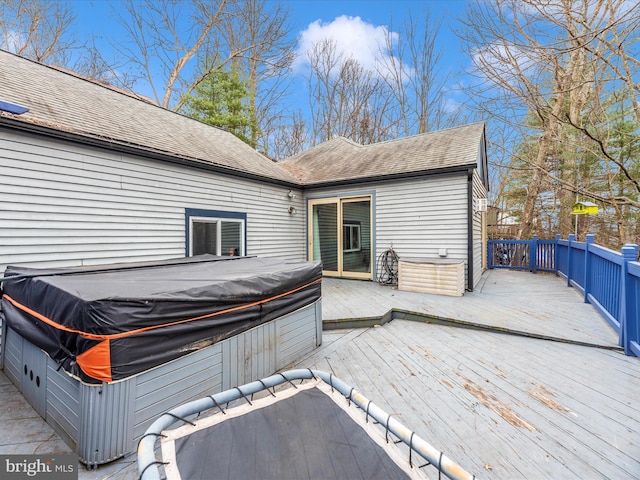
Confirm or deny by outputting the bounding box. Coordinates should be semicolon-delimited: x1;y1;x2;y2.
74;0;472;109
76;1;468;51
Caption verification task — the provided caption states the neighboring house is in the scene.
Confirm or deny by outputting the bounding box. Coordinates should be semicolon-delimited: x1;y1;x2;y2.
0;49;488;291
488;205;520;239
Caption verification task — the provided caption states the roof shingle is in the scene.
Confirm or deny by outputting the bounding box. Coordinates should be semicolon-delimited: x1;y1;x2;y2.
0;50;485;188
0;50;299;185
280;122;485;186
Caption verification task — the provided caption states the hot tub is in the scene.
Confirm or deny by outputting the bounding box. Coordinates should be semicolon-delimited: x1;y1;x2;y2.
0;255;322;466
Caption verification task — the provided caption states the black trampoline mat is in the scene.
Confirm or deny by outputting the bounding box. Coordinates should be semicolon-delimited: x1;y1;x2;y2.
171;386;416;480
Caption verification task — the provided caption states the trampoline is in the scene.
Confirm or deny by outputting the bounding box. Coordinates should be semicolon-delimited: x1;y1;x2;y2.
138;369;477;480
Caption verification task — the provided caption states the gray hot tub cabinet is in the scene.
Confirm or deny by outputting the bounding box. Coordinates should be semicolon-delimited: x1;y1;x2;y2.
3;301;321;466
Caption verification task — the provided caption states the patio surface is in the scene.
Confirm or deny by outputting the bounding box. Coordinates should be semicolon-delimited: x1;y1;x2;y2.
321;269;619;348
1;269;638;479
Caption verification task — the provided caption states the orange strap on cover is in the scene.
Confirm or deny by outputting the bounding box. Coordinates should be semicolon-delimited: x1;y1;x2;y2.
3;278;320;383
1;278;321;341
76;340;112;383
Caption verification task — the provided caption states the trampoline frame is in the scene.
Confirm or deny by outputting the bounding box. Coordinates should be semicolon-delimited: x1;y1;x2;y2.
137;369;477;480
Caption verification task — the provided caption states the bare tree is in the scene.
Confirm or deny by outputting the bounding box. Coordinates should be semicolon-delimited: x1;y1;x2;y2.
300;9;471;149
268;110;310;159
69;41;138;91
113;0;293;113
306;38;393;145
378;12;458;136
113;0;228;109
0;0;77;65
459;0;640;245
217;0;296;153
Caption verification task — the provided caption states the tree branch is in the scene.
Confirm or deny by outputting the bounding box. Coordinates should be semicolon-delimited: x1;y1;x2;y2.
563;112;640;194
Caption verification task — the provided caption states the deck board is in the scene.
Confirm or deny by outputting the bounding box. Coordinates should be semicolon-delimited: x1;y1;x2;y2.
1;269;638;479
322;270;620;347
353;325;565;477
291;318;640;479
423;327;636;478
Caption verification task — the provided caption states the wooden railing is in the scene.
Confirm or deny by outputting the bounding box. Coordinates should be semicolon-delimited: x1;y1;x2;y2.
488;234;640;357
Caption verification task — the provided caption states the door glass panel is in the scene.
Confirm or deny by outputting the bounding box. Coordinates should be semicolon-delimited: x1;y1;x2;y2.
342;200;371;274
312;203;338;271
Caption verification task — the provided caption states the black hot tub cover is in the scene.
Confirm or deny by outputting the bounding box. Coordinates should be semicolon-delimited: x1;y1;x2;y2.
1;256;322;384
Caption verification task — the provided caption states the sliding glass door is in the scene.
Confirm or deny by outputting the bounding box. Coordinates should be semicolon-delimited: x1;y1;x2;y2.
309;196;372;279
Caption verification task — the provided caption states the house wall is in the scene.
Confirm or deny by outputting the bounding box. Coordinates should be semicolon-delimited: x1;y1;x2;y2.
305;172;470;282
0;128;305;272
472;169;488;286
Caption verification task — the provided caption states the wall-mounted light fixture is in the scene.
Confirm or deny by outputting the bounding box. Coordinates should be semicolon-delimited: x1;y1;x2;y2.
287;190;296;199
288;206;297;215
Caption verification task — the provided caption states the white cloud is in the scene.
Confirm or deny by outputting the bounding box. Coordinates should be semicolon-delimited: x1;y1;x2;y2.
293;15;400;77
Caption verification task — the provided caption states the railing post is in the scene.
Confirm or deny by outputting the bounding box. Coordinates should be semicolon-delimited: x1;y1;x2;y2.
532;235;538;274
567;234;575;287
584;234;594;303
487;240;493;269
620;244;639;354
555;234;561;275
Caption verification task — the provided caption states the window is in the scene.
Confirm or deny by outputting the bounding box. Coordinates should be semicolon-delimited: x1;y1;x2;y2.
186;209;246;257
342;223;361;252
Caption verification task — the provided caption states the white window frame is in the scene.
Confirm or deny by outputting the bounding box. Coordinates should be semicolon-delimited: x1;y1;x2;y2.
342;223;361;253
188;216;245;257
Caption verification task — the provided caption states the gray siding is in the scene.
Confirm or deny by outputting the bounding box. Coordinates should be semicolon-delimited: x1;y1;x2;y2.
276;301;322;368
472;169;487;287
46;361;80;448
375;175;468;261
0;129;305;271
134;342;225;441
306;173;469;282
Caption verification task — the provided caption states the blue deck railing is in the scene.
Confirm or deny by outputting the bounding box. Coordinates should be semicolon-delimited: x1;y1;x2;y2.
487;236;557;273
488;234;640;358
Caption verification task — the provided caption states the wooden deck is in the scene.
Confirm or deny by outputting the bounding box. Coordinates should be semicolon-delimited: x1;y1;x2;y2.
294;323;639;478
322;269;620;348
1;269;638;479
297;270;639;478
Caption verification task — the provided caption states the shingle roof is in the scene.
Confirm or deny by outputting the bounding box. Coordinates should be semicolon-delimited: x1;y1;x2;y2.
0;50;485;188
0;49;300;185
279;122;485;186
